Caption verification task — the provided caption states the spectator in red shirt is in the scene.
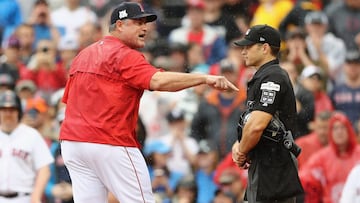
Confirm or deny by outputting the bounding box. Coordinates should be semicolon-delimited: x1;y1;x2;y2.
26;39;67;101
300;111;360;203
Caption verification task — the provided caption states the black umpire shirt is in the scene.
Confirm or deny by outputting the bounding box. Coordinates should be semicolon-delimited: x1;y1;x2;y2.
246;59;297;135
245;59;303;201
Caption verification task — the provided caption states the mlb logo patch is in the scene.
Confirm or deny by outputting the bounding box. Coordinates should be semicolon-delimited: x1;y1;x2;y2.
260;90;276;106
119;10;128;19
260;81;280;106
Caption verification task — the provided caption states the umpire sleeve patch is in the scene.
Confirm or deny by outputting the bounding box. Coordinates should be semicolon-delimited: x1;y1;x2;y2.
260;82;280;106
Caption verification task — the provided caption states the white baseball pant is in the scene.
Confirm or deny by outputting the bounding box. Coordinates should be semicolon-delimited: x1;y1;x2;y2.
0;195;31;203
61;141;155;203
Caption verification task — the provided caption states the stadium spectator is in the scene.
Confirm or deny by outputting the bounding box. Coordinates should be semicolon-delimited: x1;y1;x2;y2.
190;60;246;158
194;139;219;203
299;65;333;115
330;51;360;128
303;11;346;87
169;0;227;65
299;112;360;203
50;0;97;42
27;0;61;48
281;61;315;137
295;110;332;169
160;108;199;176
325;0;360;52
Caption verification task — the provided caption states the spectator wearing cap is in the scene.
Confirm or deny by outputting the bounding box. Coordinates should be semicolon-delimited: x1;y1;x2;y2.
0;35;23;82
15;79;38;109
217;168;246;203
169;0;227;65
143;140;183;202
160;108;199;176
281;61;315;137
330;50;360;128
299;65;334;117
304;11;346;86
0;73;15;92
21;96;49;130
172;175;198;203
20;93;56;148
194;139;219;203
213;152;248;201
191;58;246;158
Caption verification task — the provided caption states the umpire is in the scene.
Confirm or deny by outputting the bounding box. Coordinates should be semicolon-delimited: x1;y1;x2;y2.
232;25;304;203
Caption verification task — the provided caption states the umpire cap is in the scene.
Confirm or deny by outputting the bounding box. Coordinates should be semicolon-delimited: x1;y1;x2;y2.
0;90;23;119
234;24;281;48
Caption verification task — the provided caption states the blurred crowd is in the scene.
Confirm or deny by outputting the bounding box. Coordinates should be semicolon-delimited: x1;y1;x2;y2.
0;0;360;202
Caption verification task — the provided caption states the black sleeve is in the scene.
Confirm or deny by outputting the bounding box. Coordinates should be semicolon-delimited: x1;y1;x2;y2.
252;72;288;116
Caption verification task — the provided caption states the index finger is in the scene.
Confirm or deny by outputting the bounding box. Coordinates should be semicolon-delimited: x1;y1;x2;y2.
227;81;239;91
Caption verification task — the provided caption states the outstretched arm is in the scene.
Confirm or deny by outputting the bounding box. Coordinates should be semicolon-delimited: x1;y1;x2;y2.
150;71;239;92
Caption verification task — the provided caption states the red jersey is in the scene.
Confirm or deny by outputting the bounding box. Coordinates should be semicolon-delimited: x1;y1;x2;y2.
60;36;159;147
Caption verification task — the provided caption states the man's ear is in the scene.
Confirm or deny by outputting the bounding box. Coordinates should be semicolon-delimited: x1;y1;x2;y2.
115;20;123;31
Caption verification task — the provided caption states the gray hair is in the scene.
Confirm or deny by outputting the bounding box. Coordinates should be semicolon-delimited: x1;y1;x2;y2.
108;23;116;32
108;19;130;32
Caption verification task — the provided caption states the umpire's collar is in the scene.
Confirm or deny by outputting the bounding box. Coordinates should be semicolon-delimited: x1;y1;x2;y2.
251;59;279;81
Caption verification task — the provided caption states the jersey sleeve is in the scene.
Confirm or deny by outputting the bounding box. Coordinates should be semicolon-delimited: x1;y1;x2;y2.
118;50;160;90
32;132;54;170
252;72;288;115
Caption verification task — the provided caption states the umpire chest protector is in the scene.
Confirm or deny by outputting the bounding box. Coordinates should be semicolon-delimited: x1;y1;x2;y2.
242;59;304;201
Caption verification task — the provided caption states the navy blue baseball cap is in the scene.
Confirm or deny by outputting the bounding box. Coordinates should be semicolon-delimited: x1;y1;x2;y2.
110;2;157;24
234;24;281;48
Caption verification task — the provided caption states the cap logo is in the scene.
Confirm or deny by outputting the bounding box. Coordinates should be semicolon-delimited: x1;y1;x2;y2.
119;10;128;19
245;29;250;36
260;37;265;42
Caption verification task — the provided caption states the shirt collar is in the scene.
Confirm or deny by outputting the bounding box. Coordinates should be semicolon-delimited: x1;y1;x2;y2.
252;59;279;80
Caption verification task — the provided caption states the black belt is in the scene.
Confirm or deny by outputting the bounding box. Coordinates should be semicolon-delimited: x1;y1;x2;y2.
0;192;30;198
